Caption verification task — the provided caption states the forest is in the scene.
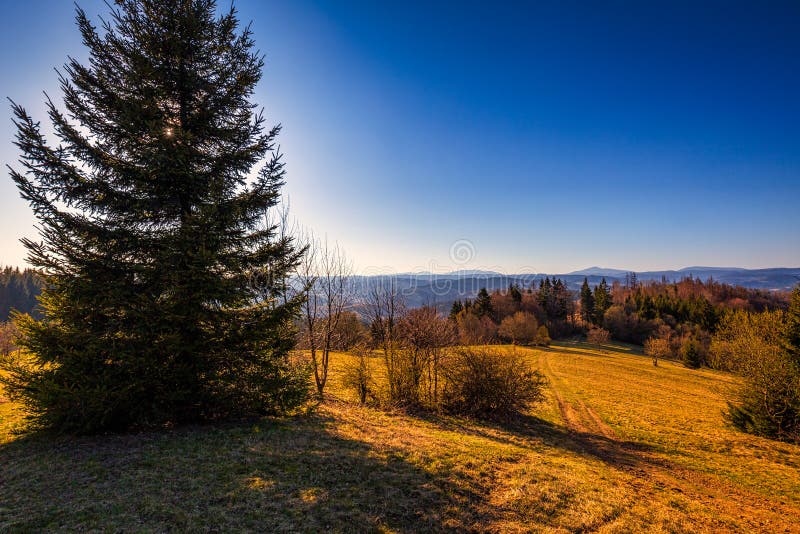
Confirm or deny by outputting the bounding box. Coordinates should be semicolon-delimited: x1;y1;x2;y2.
0;267;40;321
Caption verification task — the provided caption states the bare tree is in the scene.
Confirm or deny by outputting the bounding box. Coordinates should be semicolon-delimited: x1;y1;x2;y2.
397;306;456;406
363;276;405;400
587;326;611;348
261;199;301;307
296;230;354;397
644;336;670;367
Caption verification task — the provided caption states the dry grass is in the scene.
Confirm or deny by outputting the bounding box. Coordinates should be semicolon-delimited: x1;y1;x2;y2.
1;342;799;532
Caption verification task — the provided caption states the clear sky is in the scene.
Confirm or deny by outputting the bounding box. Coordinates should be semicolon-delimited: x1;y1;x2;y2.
1;0;799;274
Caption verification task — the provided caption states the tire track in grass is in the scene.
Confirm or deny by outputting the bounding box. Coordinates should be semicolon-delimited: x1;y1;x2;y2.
535;348;800;533
538;350;617;440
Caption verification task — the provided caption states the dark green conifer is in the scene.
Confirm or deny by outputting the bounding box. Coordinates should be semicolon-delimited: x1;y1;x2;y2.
682;338;702;369
2;0;308;432
474;288;493;318
580;277;595;324
537;278;551;309
593;278;612;324
449;299;464;320
509;284;522;305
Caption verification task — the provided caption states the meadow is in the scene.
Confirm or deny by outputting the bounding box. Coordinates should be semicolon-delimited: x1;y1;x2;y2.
1;342;799;532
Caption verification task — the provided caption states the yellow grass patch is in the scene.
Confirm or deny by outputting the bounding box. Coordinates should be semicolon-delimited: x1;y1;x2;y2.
1;342;798;532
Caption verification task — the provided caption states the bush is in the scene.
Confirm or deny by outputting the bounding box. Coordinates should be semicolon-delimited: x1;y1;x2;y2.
455;311;497;345
586;327;610;346
682;338;702;369
341;345;375;404
726;348;800;442
711;307;800;442
536;325;551;346
440;347;547;421
644;336;671;366
710;309;785;372
498;312;539;345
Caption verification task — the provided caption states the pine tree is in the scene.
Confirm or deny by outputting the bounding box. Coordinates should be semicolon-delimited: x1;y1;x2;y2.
580;277;595;324
474;288;493;318
509;284;522;305
2;1;308;433
551;278;570;320
449;299;463;320
593;278;612;325
682;338;702;369
537;278;551;310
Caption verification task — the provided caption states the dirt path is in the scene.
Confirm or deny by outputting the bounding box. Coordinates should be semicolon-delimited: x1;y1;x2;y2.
539;352;618;441
535;350;800;533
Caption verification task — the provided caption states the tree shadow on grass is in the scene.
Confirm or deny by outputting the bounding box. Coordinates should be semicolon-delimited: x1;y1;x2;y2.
419;411;654;473
538;343;644;359
0;413;481;533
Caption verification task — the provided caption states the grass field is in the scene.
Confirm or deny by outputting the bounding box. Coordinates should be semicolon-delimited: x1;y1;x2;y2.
1;342;799;532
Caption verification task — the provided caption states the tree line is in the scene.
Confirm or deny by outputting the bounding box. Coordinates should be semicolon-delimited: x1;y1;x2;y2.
0;267;40;321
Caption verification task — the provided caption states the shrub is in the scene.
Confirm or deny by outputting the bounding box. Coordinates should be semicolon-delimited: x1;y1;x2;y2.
587;327;610;346
455;311;497;345
498;312;539;345
341;345;375;404
711;307;800;442
644;336;671;367
536;325;551;346
440;347;547;421
710;309;785;372
726;347;800;442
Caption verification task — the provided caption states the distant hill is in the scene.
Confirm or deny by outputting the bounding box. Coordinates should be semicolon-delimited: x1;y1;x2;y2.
351;267;800;310
568;266;630;277
567;266;800;290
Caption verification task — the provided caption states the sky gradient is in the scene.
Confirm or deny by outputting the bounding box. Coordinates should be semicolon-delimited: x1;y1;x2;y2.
1;0;799;274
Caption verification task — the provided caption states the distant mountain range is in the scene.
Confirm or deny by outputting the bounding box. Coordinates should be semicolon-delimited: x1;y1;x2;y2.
2;265;797;320
564;266;800;290
568;266;632;277
352;267;800;310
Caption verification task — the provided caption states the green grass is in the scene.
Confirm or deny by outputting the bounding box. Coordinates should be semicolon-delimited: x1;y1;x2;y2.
1;342;799;532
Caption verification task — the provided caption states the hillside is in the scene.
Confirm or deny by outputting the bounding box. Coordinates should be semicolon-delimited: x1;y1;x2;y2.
351;268;799;309
1;343;798;532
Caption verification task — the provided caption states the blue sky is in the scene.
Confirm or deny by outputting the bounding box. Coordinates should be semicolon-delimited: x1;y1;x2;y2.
1;0;799;273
